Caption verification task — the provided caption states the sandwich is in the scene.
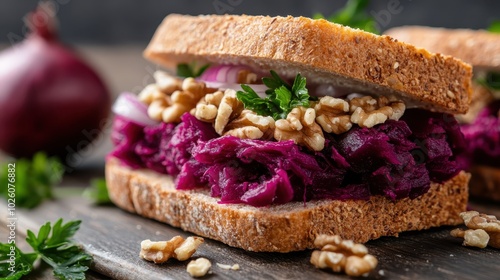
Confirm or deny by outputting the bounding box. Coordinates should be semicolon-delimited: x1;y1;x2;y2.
105;14;472;252
385;26;500;202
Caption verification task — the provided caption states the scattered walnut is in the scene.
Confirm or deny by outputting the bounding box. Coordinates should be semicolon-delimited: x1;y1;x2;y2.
349;96;405;128
311;234;378;277
147;97;171;121
187;258;212;278
224;110;275;140
138;84;166;105
275;107;325;151
140;236;204;263
213;89;244;134
314;96;352;134
192;91;224;122
154;70;182;93
138;71;182;106
451;211;500;249
192;89;244;134
450;228;489;248
162;78;212;123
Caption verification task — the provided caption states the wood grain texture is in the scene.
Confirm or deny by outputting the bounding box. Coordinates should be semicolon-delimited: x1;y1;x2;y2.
1;196;499;280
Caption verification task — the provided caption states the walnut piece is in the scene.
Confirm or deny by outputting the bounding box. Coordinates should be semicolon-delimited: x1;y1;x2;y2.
451;211;500;249
275;107;325;151
224;110;275;140
140;236;204;263
186;258;212;278
349;96;405;128
451;228;490;248
140;71;216;123
311;234;378;277
314;97;352;134
216;263;241;270
162;78;213;123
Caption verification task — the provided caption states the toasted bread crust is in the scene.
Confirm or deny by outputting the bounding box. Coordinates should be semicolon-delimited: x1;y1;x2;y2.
385;26;500;71
144;14;472;114
106;159;469;252
470;165;500;201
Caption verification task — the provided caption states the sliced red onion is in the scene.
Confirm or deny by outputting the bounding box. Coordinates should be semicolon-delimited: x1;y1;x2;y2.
200;64;251;83
112;92;158;126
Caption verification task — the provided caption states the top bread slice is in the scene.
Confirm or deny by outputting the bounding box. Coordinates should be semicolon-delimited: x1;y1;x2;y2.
385;26;500;72
144;14;472;114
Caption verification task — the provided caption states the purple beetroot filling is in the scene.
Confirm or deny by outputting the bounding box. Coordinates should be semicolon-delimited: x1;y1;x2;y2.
109;110;465;206
461;100;500;168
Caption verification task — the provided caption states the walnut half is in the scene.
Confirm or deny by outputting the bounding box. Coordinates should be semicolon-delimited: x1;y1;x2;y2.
311;234;378;277
140;236;204;263
275;106;325;151
349;96;405;128
451;211;500;249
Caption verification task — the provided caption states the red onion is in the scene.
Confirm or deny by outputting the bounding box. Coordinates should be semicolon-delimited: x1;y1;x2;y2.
199;64;267;96
200;65;252;83
112;93;158;126
0;4;110;159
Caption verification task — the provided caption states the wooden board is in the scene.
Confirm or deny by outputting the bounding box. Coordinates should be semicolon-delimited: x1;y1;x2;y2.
1;195;500;280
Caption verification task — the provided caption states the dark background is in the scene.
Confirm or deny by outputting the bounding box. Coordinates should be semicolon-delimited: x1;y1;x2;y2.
0;0;499;45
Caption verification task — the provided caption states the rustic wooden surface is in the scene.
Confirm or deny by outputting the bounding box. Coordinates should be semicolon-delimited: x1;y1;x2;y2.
1;188;500;280
1;46;500;279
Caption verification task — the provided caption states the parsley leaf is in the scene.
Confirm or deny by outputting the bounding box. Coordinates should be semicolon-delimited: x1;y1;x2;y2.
26;219;92;280
237;70;310;120
476;72;500;91
488;20;500;33
83;178;111;204
0;152;64;208
0;219;91;280
176;63;210;78
314;0;380;34
0;244;37;280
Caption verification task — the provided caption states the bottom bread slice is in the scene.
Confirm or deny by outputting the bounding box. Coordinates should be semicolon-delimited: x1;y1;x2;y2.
105;159;470;252
470;164;500;202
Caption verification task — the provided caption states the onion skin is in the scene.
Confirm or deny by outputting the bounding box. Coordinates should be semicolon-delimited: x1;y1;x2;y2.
0;6;110;159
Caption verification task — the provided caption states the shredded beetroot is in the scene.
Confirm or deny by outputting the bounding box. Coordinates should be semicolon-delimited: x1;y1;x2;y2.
109;109;466;206
461;100;500;168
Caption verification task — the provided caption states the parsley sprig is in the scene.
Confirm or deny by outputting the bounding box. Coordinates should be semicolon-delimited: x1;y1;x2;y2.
488;20;500;33
314;0;380;34
0;152;64;208
477;72;500;91
0;219;92;280
83;178;111;204
236;70;311;120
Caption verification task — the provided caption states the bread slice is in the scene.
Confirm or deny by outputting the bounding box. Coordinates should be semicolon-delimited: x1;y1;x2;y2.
470;165;500;201
456;83;493;123
384;26;500;71
106;159;470;252
144;14;472;114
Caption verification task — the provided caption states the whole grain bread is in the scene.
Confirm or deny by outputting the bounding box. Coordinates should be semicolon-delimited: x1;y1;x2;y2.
456;83;493;123
470;165;500;202
144;14;472;114
385;26;500;71
106;159;470;252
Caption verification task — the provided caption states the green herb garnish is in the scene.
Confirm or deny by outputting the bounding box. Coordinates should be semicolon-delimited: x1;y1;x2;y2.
83;178;111;204
488;20;500;33
0;219;92;280
314;0;380;34
236;70;310;120
176;63;210;78
0;152;64;209
477;72;500;91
